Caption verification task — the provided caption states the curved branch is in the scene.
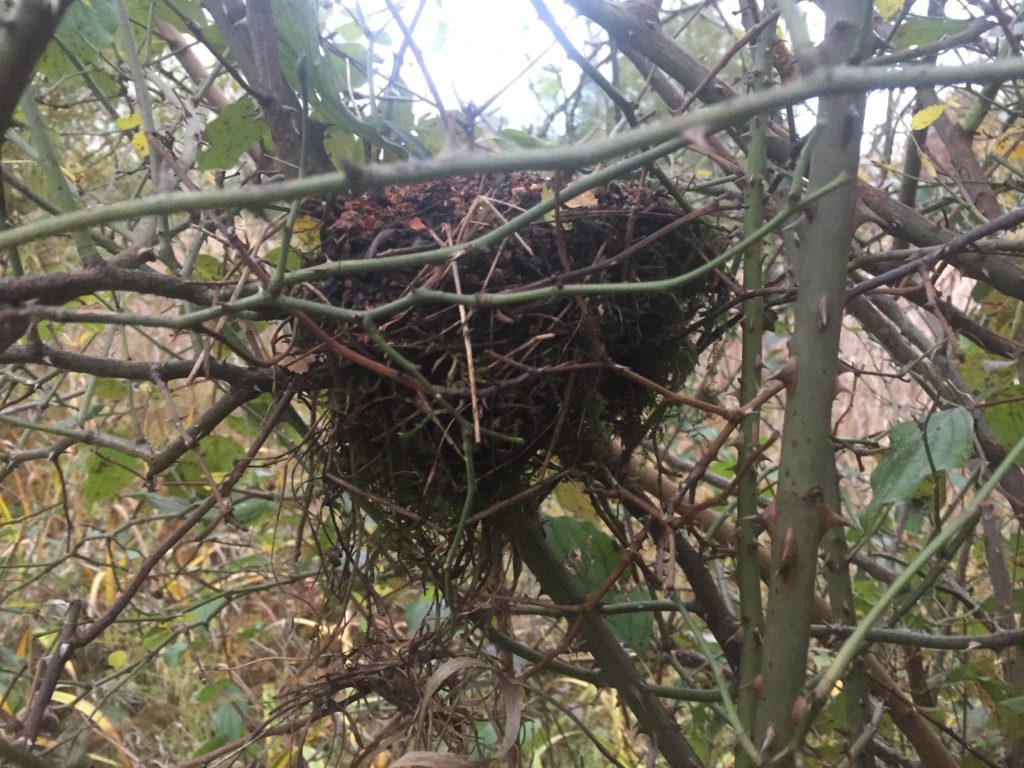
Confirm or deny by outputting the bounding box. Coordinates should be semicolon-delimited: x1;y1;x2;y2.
145;385;266;478
0;264;227;305
0;342;274;387
2;57;1024;253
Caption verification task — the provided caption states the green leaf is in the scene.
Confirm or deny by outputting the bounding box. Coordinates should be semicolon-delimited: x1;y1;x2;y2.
489;128;549;152
176;435;246;482
232;497;275;525
198;98;271;171
997;695;1024;742
196;679;245;705
271;0;393;150
193;736;229;757
185;596;228;625
865;407;974;514
892;16;972;49
263;247;301;274
982;388;1024;452
162;641;189;667
212;703;244;741
331;42;368;89
960;351;1024;452
127;0;208;36
83;449;142;510
136;492;192;515
92;378;129;400
189;254;224;281
323;128;366;167
38;0;117;81
142;627;171;652
201;435;245;473
605;589;654;652
543;516;620;594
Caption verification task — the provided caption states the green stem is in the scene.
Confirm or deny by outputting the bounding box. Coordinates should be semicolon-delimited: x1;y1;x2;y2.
735;5;772;760
3;57;1024;252
811;435;1024;705
510;516;705;768
675;594;760;761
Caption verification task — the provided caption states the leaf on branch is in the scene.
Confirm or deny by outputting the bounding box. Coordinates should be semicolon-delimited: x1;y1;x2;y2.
604;588;654;652
83;448;143;510
892;16;972;49
863;407;974;518
993;126;1024;162
114;113;142;131
38;0;117;81
910;104;946;131
130;131;149;157
874;0;902;22
198;98;271;171
543;516;620;594
293;214;322;249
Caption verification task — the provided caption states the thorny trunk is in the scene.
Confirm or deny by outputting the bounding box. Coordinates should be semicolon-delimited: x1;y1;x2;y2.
754;2;873;762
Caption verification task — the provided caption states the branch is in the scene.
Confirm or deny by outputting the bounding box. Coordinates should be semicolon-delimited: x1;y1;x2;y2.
626;454;958;768
511;516;706;768
0;342;274;387
0;0;73;139
146;385;265;478
2;57;1024;252
0;264;226;306
74;388;295;647
568;0;1024;297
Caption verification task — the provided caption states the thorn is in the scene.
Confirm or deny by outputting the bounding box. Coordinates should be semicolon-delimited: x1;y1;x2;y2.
749;674;765;699
778;526;798;591
791;693;809;725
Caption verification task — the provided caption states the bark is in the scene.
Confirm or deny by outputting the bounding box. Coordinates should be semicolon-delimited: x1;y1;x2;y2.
566;0;1024;301
0;0;73;140
203;0;334;175
753;4;872;761
627;457;958;767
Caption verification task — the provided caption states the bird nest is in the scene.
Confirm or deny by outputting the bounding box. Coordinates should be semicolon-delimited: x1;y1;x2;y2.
297;172;728;566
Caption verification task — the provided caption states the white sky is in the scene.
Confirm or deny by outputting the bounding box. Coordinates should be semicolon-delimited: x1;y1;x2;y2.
342;0;980;140
341;0;584;127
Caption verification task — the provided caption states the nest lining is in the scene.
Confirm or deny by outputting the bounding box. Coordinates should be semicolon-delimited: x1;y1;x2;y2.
299;172;727;537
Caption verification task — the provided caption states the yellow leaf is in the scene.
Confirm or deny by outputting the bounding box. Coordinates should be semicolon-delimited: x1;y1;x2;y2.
115;113;141;131
88;569;106;613
15;626;31;659
910;104;945;131
875;0;902;22
131;131;149;157
293;214;321;250
166;579;185;602
564;190;599;209
994;126;1024;161
107;649;128;669
553;480;599;522
51;690;117;734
